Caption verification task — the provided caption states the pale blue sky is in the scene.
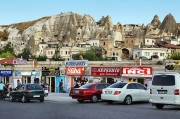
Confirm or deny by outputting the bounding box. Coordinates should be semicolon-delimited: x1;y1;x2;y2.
0;0;179;25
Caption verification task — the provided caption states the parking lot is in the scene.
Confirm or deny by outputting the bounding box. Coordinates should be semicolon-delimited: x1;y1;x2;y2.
1;93;180;119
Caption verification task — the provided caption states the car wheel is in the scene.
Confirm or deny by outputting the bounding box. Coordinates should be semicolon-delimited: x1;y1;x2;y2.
123;95;132;105
77;99;84;103
27;99;30;102
22;95;27;103
106;100;113;104
156;104;164;109
91;94;98;103
9;95;14;102
40;99;44;102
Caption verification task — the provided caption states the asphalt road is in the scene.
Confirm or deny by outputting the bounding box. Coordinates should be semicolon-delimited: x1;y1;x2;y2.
1;94;180;119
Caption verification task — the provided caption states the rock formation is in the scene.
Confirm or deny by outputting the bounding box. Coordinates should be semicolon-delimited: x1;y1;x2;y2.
160;13;179;36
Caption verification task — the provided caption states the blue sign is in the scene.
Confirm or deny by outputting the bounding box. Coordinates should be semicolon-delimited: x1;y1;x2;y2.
14;70;21;76
65;60;88;67
0;70;12;76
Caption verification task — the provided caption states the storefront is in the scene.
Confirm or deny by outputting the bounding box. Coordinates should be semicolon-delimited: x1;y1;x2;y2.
0;70;13;85
121;66;153;88
41;66;60;93
91;66;121;84
65;60;88;89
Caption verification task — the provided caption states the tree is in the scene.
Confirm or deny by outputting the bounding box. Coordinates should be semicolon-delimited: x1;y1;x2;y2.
72;47;105;61
17;48;32;59
0;51;15;58
36;55;47;61
1;42;15;56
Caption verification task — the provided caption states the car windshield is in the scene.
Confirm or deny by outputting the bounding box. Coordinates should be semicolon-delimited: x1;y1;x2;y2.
108;82;127;88
152;75;175;86
80;83;94;89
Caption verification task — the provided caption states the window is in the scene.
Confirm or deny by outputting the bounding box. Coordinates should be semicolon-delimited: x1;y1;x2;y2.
132;40;133;43
135;84;146;90
68;51;70;54
65;51;68;54
48;51;50;55
160;53;164;56
104;42;106;45
96;84;110;89
144;52;150;56
108;82;127;88
80;84;94;89
147;40;149;42
127;84;137;89
51;51;53;54
152;75;175;86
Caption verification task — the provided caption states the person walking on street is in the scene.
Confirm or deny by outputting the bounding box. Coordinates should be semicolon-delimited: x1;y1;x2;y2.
0;81;6;100
59;80;63;93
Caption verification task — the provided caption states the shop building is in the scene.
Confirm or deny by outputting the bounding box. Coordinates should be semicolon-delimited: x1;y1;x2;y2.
91;66;121;84
121;66;152;88
65;60;88;89
41;66;61;93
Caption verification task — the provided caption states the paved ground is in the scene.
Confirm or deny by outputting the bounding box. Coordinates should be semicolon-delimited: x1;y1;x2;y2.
1;93;180;119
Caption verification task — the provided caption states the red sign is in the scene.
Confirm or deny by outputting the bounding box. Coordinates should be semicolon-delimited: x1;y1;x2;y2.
91;67;121;76
122;66;152;77
66;67;85;76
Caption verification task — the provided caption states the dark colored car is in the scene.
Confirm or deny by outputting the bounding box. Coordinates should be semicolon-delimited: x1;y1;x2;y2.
9;84;45;103
71;83;110;103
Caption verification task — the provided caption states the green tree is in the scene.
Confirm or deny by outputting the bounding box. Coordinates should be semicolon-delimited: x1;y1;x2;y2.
36;55;47;61
17;48;32;59
0;51;15;58
72;47;105;61
1;42;15;55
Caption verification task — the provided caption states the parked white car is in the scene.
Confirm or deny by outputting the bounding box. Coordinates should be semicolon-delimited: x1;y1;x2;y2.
101;82;150;105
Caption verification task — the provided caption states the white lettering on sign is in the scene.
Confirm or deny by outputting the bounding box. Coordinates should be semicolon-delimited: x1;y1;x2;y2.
1;71;11;74
67;67;81;74
122;67;151;75
66;60;88;67
97;68;120;72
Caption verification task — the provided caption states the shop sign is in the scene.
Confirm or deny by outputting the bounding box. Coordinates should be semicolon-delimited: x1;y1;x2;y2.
122;67;152;77
31;72;40;76
42;67;60;71
21;72;31;75
91;67;121;76
65;60;88;67
66;67;85;76
0;70;12;76
13;60;27;64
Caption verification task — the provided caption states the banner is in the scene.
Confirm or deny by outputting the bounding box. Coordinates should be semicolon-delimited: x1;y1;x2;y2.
91;67;121;76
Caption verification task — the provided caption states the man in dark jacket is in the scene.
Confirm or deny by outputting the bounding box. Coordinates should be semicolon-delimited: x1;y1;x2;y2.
59;80;63;93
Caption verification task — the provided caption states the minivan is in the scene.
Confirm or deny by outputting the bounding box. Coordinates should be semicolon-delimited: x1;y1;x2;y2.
149;72;180;109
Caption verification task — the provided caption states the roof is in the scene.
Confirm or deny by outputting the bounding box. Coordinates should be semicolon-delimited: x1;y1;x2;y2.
0;58;19;65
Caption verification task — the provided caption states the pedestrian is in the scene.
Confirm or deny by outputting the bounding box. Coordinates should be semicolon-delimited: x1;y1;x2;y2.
59;80;63;93
0;81;6;100
17;79;21;86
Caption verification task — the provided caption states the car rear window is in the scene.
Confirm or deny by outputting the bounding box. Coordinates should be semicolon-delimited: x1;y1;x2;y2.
152;75;175;86
27;84;43;90
108;82;127;88
80;84;94;89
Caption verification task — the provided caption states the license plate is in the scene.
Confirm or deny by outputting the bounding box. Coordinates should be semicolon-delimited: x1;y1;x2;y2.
158;91;167;94
105;91;112;94
74;90;79;93
33;95;40;97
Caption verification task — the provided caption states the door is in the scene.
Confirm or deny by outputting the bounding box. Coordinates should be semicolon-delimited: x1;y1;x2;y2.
126;83;140;101
135;83;150;101
46;76;56;93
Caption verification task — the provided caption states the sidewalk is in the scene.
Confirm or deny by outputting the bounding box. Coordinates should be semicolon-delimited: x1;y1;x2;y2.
44;93;73;102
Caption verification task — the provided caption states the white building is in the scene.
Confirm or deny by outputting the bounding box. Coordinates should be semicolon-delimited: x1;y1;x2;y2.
133;48;167;60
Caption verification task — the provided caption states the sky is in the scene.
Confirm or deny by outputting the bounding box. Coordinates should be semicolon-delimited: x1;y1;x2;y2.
0;0;180;26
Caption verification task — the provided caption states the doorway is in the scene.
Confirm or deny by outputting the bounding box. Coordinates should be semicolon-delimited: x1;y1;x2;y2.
22;76;31;84
46;76;56;92
138;78;144;85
